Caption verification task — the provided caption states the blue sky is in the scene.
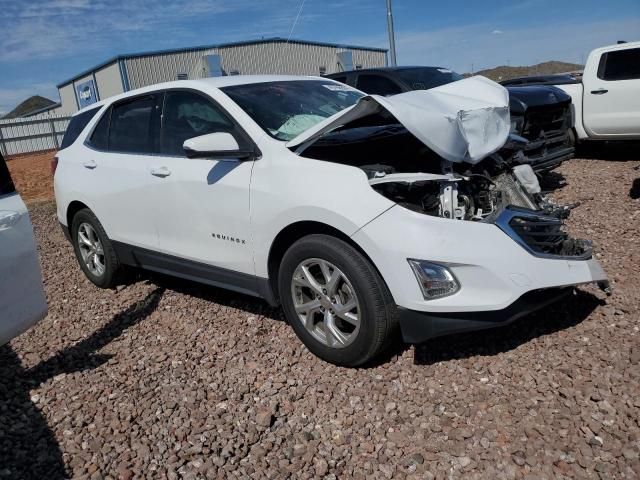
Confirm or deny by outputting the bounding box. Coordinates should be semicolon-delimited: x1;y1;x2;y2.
0;0;639;114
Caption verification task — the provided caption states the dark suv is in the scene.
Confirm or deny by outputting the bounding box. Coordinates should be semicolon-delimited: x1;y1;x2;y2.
326;67;575;172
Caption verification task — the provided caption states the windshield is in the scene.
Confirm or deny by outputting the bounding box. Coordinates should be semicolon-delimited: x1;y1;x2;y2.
221;80;365;141
395;67;464;90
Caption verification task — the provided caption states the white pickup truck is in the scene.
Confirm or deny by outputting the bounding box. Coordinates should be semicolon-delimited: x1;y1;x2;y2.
555;41;640;142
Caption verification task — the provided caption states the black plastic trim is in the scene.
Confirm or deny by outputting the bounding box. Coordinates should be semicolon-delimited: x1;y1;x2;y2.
112;241;278;306
398;287;571;343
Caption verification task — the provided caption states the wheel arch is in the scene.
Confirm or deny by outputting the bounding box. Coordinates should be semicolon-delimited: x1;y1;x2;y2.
66;200;91;232
267;221;385;303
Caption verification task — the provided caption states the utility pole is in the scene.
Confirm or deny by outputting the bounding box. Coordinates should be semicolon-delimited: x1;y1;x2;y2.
386;0;397;66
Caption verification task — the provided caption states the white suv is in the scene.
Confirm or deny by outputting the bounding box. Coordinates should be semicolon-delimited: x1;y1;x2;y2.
54;75;608;366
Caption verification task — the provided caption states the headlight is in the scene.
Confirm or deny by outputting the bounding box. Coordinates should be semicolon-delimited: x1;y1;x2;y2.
510;116;524;134
408;259;460;300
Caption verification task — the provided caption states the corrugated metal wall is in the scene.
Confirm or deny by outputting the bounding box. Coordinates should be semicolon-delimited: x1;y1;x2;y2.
124;42;387;89
0;115;71;156
54;41;386;120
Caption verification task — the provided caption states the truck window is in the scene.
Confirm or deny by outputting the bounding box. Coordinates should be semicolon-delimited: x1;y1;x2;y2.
598;48;640;81
356;75;403;96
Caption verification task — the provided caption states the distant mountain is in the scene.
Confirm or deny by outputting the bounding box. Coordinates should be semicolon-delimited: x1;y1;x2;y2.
2;95;57;119
467;61;584;82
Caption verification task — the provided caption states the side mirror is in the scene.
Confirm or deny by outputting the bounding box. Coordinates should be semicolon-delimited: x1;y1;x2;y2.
183;132;254;160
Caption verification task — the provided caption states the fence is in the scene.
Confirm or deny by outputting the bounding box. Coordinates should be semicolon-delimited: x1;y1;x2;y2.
0;115;71;157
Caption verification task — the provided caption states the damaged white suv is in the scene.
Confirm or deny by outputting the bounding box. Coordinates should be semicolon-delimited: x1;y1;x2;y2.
54;75;608;366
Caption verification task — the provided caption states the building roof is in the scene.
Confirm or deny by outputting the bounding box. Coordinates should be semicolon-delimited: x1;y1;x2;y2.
57;37;388;88
73;75;342;115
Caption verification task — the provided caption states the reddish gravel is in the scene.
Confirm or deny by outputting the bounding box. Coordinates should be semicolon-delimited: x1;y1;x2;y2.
1;151;639;479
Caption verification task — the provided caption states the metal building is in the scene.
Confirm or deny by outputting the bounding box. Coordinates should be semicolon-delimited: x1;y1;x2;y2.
53;38;388;115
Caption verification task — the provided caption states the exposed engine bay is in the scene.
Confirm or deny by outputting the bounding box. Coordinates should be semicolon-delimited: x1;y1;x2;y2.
360;160;567;221
300;119;588;258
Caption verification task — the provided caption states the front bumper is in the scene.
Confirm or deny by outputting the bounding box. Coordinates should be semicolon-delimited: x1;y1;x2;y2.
398;287;571;343
351;204;609;315
504;131;574;173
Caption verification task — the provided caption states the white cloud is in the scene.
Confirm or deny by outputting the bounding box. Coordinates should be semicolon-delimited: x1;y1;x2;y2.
492;30;503;35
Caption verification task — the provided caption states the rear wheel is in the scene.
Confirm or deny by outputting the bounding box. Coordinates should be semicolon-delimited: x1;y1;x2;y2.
71;208;121;288
278;234;397;367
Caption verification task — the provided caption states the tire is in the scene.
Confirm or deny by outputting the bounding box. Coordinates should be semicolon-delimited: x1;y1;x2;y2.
70;208;122;288
278;234;398;367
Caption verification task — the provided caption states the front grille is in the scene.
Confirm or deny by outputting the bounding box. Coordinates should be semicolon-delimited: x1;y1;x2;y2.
495;207;592;259
509;216;567;254
522;106;570;139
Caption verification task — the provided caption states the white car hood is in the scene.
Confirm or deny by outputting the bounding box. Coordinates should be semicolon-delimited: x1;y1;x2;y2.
286;75;510;164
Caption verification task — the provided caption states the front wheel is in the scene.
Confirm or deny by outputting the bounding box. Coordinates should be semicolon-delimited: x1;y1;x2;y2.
278;234;397;367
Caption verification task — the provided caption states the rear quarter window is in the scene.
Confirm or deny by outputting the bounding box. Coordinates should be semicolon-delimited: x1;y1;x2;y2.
0;153;16;196
60;106;101;150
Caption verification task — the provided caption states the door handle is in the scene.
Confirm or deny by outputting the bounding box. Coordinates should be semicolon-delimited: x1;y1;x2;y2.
590;89;608;95
0;210;21;231
83;160;97;169
150;166;171;178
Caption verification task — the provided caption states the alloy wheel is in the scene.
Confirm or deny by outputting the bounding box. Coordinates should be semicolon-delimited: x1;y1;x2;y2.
77;222;106;277
290;258;361;348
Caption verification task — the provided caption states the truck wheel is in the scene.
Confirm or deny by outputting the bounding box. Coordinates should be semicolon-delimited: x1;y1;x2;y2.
278;234;397;367
71;208;122;288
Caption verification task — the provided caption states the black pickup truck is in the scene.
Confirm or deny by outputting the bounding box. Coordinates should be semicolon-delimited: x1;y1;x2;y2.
326;67;575;173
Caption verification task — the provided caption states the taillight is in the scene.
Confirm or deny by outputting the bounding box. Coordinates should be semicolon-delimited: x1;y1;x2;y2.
51;156;59;175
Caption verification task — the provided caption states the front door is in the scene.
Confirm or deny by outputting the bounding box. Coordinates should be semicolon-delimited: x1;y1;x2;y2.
583;46;640;138
149;90;255;276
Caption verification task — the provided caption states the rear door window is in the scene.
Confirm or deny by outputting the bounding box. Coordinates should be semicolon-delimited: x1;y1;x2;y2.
88;107;111;150
108;95;161;154
356;74;403;96
60;106;101;150
0;154;16;196
598;48;640;81
160;90;236;156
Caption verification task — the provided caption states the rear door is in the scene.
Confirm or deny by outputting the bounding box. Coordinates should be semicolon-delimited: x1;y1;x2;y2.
583;46;640;137
0;153;47;345
82;94;163;249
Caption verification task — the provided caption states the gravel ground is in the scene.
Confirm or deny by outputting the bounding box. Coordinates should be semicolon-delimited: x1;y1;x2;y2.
1;152;639;479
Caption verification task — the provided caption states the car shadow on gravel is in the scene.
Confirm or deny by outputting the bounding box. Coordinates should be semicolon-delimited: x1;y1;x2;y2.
630;178;640;200
0;287;164;479
576;141;640;162
413;289;603;366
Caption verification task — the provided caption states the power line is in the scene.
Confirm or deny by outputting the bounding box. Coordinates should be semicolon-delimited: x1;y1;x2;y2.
286;0;307;43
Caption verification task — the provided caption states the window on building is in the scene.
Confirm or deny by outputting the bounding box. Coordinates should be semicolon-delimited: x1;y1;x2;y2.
177;73;189;80
60;106;101;150
229;70;240;76
160;90;236;156
0;153;16;196
355;64;363;70
88;107;111;150
108;95;160;154
356;74;403;96
598;48;640;81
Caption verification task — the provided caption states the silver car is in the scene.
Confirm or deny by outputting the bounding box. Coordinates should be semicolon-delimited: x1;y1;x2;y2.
0;152;47;344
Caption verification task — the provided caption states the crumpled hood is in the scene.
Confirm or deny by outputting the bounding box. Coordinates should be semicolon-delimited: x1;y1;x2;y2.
287;75;510;164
